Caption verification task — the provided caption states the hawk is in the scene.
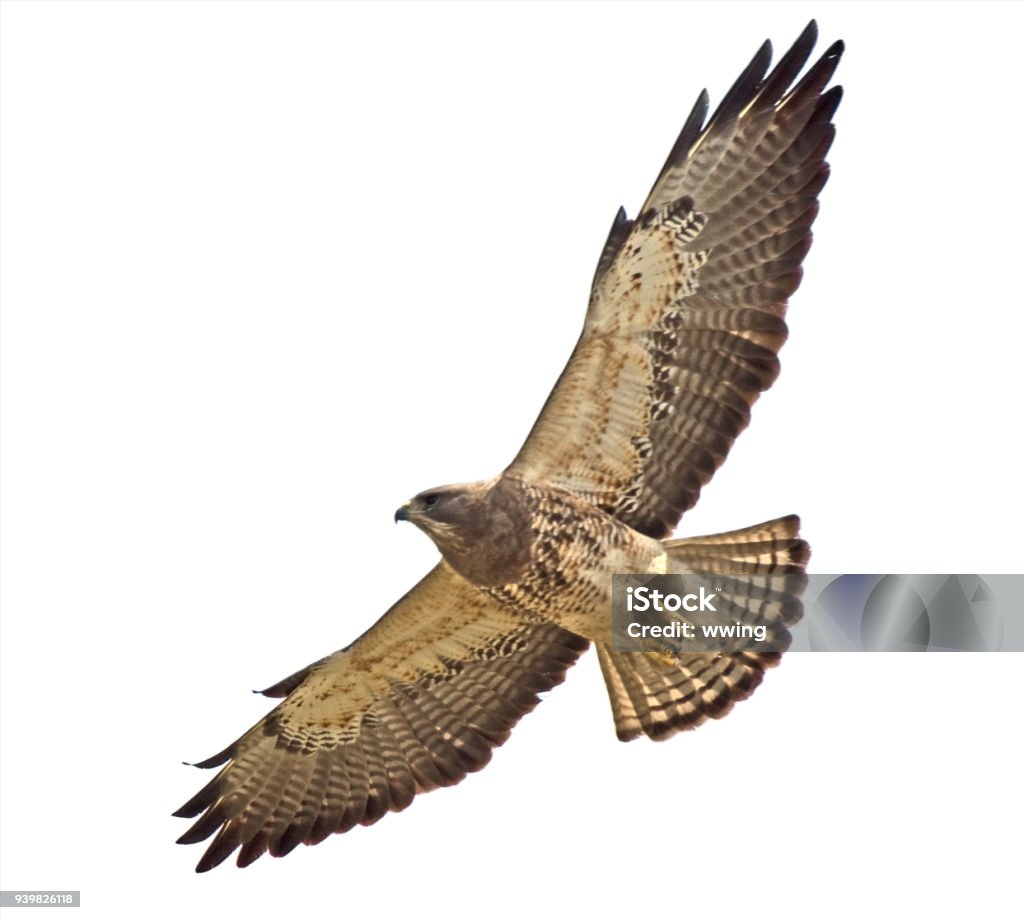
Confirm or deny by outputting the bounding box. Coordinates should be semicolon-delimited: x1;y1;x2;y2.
175;21;842;871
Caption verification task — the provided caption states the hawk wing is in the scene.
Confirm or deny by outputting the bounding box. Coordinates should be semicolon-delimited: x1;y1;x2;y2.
174;563;587;871
507;22;843;538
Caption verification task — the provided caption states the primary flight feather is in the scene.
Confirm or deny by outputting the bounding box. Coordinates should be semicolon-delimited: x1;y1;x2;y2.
175;20;842;872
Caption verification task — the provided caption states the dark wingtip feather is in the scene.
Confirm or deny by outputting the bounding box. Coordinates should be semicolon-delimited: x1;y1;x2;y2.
273;822;312;859
195;846;232;873
235;836;270;869
819;84;844;119
798;19;818;51
669;89;711;164
192;825;247;873
784;36;844;104
644;89;711;208
258;660;318;698
175;808;224;845
173;772;222;818
189;744;235;770
592;205;635;288
707;38;774;129
753;20;819;107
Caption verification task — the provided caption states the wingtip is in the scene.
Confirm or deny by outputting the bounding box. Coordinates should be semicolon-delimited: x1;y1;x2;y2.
189;748;234;770
194;853;221;874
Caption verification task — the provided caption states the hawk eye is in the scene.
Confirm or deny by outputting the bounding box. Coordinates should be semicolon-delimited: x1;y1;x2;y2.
422;493;440;509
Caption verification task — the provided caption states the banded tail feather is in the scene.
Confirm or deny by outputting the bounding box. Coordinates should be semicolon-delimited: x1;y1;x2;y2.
597;515;808;741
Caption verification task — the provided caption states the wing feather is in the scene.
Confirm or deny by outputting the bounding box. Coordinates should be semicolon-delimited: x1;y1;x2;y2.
508;23;843;538
174;563;588;871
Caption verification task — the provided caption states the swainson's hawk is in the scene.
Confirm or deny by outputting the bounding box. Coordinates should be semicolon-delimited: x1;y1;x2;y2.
176;21;842;871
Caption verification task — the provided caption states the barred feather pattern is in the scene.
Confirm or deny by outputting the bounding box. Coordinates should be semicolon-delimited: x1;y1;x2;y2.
174;563;587;872
597;514;809;741
508;21;843;539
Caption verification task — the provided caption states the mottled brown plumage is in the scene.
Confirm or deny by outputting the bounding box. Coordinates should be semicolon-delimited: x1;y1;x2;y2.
510;23;842;538
176;21;840;871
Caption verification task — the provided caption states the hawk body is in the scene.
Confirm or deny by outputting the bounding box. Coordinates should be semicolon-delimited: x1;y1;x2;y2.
176;21;841;871
402;476;668;635
481;478;667;637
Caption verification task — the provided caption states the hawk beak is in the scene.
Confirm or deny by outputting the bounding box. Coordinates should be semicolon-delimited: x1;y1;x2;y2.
394;502;412;523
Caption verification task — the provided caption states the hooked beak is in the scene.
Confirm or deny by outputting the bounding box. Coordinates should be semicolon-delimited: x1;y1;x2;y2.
394;502;412;523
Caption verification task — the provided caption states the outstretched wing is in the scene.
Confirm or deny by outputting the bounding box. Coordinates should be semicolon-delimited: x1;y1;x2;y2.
174;563;588;871
507;22;843;538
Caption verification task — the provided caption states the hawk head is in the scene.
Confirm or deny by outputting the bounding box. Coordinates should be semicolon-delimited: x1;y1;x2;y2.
395;479;531;585
395;483;484;530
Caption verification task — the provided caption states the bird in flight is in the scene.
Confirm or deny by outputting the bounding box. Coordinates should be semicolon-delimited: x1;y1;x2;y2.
175;21;842;872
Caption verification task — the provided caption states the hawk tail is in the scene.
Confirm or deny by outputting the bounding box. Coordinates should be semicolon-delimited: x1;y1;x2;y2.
597;515;808;741
661;514;809;576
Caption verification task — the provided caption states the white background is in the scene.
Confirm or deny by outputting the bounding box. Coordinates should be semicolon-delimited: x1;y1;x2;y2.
2;2;1022;917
